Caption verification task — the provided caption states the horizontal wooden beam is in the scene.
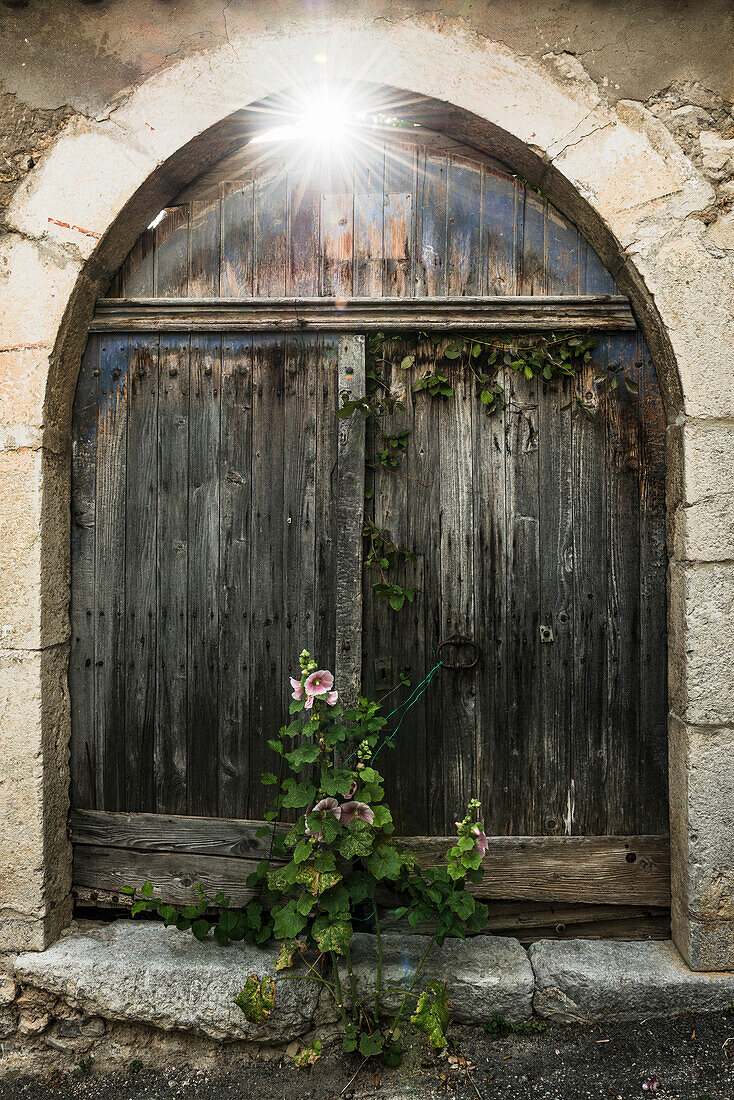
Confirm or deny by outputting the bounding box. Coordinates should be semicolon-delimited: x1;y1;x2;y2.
90;295;636;333
71;810;670;908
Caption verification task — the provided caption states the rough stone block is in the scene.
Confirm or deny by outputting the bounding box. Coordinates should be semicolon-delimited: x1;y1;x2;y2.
341;933;534;1024
673;904;734;972
0;978;16;1006
13;921;320;1043
699;131;734;181
668;563;734;725
530;939;734;1020
0;448;69;650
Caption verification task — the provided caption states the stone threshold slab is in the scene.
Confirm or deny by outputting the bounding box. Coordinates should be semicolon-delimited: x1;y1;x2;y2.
12;922;734;1043
530;939;734;1022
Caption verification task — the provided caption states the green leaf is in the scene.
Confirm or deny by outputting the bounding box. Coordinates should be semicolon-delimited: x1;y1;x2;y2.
343;1024;359;1052
311;915;352;955
367;843;404;881
320;885;350;917
344;870;375;903
266;739;283;755
285;743;320;768
295;863;342;896
338;826;374;859
292;1039;322;1067
359;1030;384;1057
261;772;278;785
272;900;308;941
130;901;147;917
274;939;305;971
234;975;275;1024
293;838;312;864
383;1041;403;1067
296;891;317;916
410;981;451;1048
191;919;211;941
140;880;154;899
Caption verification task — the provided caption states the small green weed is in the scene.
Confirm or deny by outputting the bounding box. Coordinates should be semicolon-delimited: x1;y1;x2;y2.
72;1056;94;1077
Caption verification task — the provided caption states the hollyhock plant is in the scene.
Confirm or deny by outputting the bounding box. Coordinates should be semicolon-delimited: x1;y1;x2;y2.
128;647;493;1068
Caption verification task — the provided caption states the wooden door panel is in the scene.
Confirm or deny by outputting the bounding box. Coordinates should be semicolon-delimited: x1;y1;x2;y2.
362;334;667;838
71;333;363;818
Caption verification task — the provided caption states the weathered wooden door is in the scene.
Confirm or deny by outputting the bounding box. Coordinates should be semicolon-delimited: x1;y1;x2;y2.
362;331;667;838
71;332;364;819
69;134;670;927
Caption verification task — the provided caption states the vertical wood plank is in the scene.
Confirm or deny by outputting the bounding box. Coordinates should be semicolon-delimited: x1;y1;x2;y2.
69;337;99;809
473;373;508;835
637;333;668;833
187;335;221;816
220;180;254;297
321;156;355;298
605;332;642;834
410;340;442;836
282;335;318;688
124;335;159;812
503;188;543;833
447;157;482;296
353;148;385;297
415;151;448;296
117;228;155;298
481;167;519;294
189;198;221;297
95;335;128;810
335;336;365;702
154;207;189;297
537;206;578;833
248;335;285;818
314;337;339;675
438;348;477;832
288;166;321;296
571;299;609;834
218;335;253;818
254;164;288;296
155;335;190;815
383;146;414;298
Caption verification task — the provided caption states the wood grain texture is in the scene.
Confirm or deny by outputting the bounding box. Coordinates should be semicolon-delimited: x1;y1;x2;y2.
70;810;670;907
111;143;619;304
91;295;636;333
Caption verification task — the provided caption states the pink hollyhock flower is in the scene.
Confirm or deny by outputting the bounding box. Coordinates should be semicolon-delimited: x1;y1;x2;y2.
305;797;342;839
473;829;489;858
339;801;375;826
326;690;338;706
304;670;334;697
304;695;314;710
347;780;358;798
290;677;304;701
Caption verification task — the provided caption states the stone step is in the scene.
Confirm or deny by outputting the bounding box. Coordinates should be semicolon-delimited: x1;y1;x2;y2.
530;939;734;1022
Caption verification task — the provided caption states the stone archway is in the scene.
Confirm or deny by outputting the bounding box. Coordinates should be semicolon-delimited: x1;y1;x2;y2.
1;18;732;969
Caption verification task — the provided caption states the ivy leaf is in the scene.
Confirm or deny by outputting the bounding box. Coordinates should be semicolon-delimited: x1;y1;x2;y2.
234;975;275;1025
410;981;451;1049
311;915;352;955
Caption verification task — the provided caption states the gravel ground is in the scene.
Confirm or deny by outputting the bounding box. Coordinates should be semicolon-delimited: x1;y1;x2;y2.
1;1010;733;1099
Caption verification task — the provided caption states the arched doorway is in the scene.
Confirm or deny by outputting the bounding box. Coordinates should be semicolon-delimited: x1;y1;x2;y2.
68;122;670;936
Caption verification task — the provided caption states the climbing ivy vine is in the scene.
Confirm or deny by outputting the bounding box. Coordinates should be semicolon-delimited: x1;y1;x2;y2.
339;329;639;612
